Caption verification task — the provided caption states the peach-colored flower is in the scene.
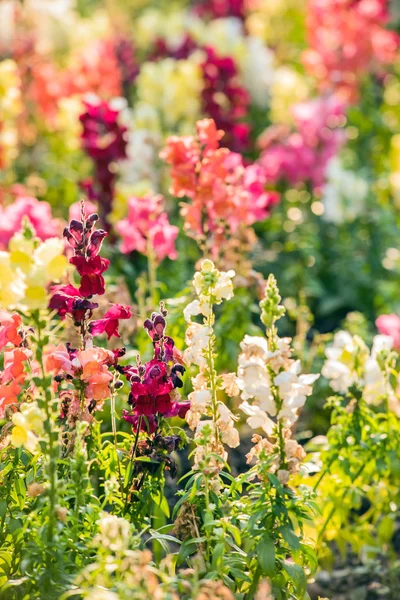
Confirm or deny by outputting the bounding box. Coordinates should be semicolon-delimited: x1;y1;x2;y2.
0;310;22;350
0;380;21;417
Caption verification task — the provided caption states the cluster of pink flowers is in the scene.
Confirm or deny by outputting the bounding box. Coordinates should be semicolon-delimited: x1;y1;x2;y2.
258;95;346;190
80;98;128;227
376;314;400;350
119;307;190;433
0;196;61;249
0;312;31;418
161;118;279;256
303;0;399;101
115;193;178;262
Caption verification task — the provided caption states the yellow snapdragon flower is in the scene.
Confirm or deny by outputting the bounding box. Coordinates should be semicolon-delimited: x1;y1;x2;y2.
134;58;203;135
5;233;69;311
11;402;45;454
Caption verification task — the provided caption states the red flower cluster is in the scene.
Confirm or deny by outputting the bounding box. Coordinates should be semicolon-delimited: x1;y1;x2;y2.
160;118;279;256
193;0;246;19
120;308;189;433
80;98;128;227
201;47;250;153
303;0;399;101
0;311;31;418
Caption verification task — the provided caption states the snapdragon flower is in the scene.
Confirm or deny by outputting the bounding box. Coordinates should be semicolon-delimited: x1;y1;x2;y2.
237;274;319;482
184;259;239;469
115;193;178;263
322;329;396;406
119;305;189;431
161;119;279;259
10;401;45;453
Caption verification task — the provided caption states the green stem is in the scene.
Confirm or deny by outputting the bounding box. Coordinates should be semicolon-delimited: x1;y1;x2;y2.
206;298;221;450
34;311;58;581
110;382;122;487
147;243;158;309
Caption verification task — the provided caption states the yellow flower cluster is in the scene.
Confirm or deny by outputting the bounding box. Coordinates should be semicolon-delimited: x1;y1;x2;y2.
11;402;45;453
246;0;306;62
0;59;22;169
269;66;309;124
133;58;203;135
0;232;69;311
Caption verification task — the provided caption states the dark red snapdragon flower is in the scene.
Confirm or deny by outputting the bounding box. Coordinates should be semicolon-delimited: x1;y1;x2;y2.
49;202;111;320
193;0;246;20
49;284;99;322
89;304;132;339
70;255;110;297
120;306;189;430
80;98;128;227
201;47;250;153
113;36;139;96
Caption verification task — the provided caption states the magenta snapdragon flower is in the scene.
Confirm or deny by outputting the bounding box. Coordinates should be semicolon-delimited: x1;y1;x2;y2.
115;193;178;262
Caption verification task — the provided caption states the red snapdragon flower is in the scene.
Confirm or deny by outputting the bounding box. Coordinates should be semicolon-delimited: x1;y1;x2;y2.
89;304;132;339
121;308;189;427
49;284;99;322
70;255;110;297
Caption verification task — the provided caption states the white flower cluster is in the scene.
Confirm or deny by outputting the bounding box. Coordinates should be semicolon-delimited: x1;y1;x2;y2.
184;260;239;467
237;334;319;432
94;513;131;553
322;330;394;405
322;157;369;224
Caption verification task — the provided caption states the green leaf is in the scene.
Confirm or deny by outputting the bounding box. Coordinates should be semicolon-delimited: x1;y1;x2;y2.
256;535;276;576
280;525;300;551
283;560;307;597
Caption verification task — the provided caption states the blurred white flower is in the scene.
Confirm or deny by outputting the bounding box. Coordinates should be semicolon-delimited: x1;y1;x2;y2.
322;157;369;224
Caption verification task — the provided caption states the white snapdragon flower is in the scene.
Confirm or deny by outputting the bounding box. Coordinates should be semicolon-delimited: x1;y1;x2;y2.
214;269;235;302
95;513;131;553
275;361;319;426
321;330;364;393
183;322;210;368
322;157;368;224
240;401;275;435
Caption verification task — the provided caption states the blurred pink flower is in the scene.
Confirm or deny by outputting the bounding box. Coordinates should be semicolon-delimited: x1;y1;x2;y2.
258;96;346;190
303;0;399;101
0;196;61;248
376;314;400;349
116;194;178;262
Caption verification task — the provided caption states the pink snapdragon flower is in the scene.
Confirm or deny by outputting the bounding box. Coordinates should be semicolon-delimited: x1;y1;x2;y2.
0;311;23;351
303;0;399;101
0;196;61;248
376;314;400;350
45;344;115;402
89;304;132;339
258;95;346;190
116;194;178;262
161;118;279;256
